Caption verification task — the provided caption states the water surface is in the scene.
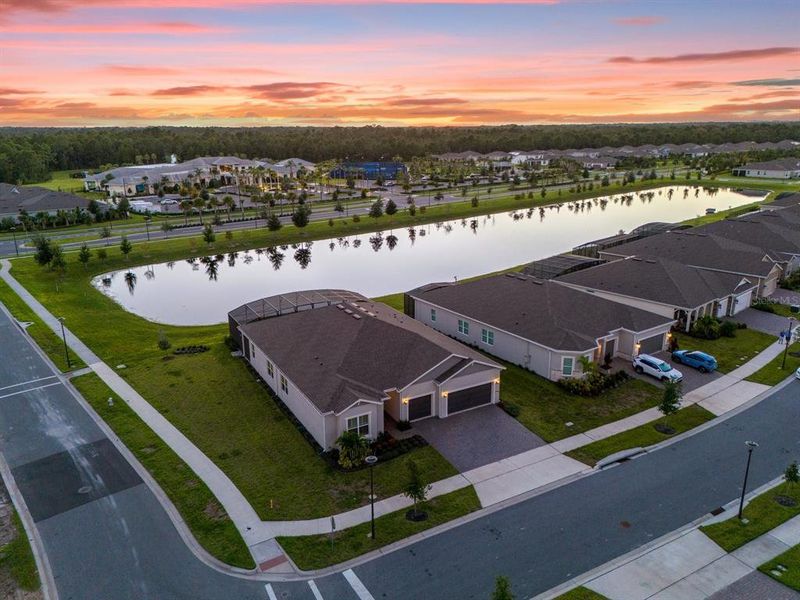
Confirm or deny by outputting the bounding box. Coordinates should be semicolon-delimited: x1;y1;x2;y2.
93;186;764;325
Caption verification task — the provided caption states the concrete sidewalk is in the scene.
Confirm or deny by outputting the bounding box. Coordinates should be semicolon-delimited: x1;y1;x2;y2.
0;257;794;567
580;511;800;600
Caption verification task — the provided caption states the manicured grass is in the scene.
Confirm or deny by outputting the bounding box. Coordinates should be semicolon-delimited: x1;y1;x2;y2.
701;481;800;552
498;361;663;443
746;342;800;387
680;202;762;227
672;328;775;374
0;275;83;372
278;487;480;571
25;169;90;193
566;404;715;467
373;292;404;311
554;587;609;600
70;373;255;568
760;544;800;592
0;511;40;592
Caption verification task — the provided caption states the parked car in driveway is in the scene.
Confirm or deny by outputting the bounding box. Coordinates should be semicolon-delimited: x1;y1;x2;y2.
672;350;718;373
633;354;684;382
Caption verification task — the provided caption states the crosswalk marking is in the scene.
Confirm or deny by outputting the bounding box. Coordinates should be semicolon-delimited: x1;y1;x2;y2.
264;583;278;600
308;580;324;600
343;569;375;600
0;381;61;400
0;376;57;393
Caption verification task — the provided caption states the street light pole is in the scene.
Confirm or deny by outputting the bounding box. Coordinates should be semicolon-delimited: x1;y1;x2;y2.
58;316;72;370
781;317;796;370
738;441;759;520
365;454;378;539
10;226;19;257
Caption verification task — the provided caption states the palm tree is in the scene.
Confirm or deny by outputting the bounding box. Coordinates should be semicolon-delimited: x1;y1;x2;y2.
192;196;205;225
222;195;235;221
179;199;192;226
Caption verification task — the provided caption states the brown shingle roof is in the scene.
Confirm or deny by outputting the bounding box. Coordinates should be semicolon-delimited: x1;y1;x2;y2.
409;274;673;352
239;300;499;414
557;256;755;309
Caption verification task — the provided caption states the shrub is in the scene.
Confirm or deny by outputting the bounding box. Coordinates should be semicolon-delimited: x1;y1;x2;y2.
157;331;171;351
557;370;630;397
336;430;369;469
752;301;776;313
690;315;721;340
719;320;738;338
352;214;361;222
500;402;520;418
396;419;412;431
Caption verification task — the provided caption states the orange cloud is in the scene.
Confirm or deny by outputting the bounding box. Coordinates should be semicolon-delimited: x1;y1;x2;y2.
609;46;799;64
613;16;666;26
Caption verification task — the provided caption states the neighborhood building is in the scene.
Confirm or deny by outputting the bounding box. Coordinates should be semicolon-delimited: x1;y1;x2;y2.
0;183;98;223
731;158;800;179
230;292;502;450
405;274;674;381
556;256;758;332
599;230;786;298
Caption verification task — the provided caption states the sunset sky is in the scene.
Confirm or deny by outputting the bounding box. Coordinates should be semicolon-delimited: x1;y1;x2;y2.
2;0;798;126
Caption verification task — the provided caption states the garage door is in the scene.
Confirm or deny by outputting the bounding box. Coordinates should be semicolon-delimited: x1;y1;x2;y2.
638;334;664;355
447;383;492;415
408;394;432;421
734;290;753;314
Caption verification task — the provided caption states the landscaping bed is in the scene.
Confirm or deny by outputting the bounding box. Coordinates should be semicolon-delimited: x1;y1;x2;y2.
566;405;715;467
498;361;663;442
701;481;800;552
554;587;608;600
672;327;775;374
746;342;800;387
278;486;480;571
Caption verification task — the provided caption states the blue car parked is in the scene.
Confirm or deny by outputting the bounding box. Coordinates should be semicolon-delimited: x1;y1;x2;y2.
671;350;718;373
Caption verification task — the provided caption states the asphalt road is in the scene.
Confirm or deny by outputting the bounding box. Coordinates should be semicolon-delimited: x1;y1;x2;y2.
1;299;798;599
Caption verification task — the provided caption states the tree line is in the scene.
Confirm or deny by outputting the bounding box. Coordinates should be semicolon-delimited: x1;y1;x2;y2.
2;122;799;184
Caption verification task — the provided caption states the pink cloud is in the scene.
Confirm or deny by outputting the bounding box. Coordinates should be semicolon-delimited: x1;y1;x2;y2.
4;21;229;34
613;16;666;26
609;46;799;64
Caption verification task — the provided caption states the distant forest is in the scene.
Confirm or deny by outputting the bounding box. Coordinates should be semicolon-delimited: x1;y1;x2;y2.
2;122;799;184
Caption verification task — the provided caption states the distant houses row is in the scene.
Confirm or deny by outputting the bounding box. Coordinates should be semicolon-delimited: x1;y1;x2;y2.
434;140;800;172
228;194;800;451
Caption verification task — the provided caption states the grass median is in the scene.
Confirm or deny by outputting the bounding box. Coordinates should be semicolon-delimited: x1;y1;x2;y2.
701;481;800;552
760;544;800;592
70;372;255;568
278;486;480;571
0;511;40;593
566;404;715;467
747;342;800;387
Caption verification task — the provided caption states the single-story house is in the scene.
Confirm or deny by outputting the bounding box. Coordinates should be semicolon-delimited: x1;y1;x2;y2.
232;296;502;450
599;231;786;298
405;274;675;381
556;256;758;332
0;183;97;222
731;158;800;179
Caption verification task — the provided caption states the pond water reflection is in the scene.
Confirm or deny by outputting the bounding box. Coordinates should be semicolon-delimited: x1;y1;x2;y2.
93;186;764;325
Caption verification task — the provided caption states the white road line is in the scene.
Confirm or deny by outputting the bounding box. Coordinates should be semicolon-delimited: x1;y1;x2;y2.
343;569;375;600
308;580;324;600
264;583;278;600
0;381;61;400
0;376;57;393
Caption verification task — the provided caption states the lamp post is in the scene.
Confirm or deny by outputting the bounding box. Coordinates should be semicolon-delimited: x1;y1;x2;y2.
738;441;759;520
10;226;18;257
57;317;71;369
365;454;378;539
781;317;796;370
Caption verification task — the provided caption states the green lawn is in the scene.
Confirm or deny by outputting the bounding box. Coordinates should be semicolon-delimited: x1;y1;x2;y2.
71;373;255;568
747;342;800;387
701;481;800;552
0;275;83;372
278;487;480;571
498;361;663;443
760;544;800;592
672;328;775;374
0;511;40;592
566;404;715;466
554;587;609;600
